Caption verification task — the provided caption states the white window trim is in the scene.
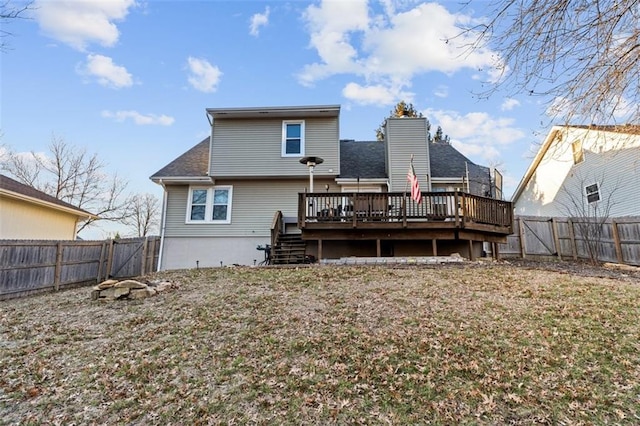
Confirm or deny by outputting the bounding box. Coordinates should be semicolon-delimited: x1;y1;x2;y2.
282;120;305;157
186;185;233;224
585;182;600;204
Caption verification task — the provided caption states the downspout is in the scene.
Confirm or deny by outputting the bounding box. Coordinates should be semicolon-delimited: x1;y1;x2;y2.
157;179;168;272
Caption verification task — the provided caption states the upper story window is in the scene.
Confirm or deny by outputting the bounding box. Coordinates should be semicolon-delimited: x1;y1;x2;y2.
187;186;233;223
572;140;584;164
282;120;305;157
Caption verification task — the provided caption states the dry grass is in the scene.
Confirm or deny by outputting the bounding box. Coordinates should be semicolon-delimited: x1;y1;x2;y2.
1;261;640;424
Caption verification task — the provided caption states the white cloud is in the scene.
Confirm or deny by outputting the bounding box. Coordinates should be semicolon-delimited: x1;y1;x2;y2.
186;57;223;93
342;82;413;105
298;0;370;86
501;98;520;111
426;108;525;162
299;0;504;105
78;54;133;88
34;0;136;50
249;7;270;36
434;85;449;98
102;110;175;126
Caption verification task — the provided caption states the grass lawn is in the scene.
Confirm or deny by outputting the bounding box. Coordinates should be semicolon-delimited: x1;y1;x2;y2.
1;261;639;424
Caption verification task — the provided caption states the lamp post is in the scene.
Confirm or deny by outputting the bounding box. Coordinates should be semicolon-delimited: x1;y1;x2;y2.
299;156;324;193
300;156;324;219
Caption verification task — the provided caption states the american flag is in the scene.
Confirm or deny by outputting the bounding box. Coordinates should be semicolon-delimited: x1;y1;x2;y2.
407;158;422;204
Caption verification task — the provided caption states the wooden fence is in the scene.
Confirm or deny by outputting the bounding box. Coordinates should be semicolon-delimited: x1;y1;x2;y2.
498;216;640;266
0;237;160;300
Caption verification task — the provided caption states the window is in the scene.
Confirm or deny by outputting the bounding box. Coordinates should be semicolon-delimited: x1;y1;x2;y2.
282;120;305;157
585;183;600;203
189;189;208;221
572;140;584;164
187;186;232;223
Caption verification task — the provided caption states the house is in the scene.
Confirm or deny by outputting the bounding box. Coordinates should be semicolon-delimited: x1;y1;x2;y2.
151;105;512;269
512;125;640;218
0;174;96;240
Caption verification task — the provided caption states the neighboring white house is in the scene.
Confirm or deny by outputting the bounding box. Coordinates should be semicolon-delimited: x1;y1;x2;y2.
512;125;640;217
0;174;96;240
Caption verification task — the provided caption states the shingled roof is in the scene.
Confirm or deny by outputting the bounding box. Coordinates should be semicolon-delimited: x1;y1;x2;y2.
429;141;488;179
0;174;95;217
150;137;491;193
150;137;210;180
339;140;386;179
570;124;640;135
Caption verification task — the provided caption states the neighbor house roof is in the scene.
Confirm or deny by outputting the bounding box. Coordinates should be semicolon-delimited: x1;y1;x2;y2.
571;124;640;135
150;137;211;183
339;140;386;179
0;174;96;218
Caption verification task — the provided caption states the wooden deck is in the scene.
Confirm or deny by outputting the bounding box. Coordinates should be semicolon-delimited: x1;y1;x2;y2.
297;192;513;243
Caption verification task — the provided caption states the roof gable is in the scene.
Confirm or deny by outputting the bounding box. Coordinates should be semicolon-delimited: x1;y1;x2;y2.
150;137;210;181
511;124;640;203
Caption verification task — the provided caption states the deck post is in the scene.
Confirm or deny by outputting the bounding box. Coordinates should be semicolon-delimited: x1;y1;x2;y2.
376;239;381;257
402;197;407;228
317;239;323;261
432;239;438;256
493;242;500;260
468;240;475;261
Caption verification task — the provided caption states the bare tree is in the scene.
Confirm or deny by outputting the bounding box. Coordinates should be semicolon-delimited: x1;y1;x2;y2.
1;135;131;233
462;0;639;125
123;193;160;237
1;0;34;52
559;173;619;265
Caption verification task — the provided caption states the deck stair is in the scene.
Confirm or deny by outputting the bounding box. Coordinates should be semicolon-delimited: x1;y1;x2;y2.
271;234;306;265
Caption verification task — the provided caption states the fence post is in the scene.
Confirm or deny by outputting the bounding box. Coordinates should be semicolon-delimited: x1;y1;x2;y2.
106;239;115;278
567;219;578;260
97;241;107;283
551;218;562;260
54;241;63;291
141;237;149;276
612;221;624;264
518;217;527;258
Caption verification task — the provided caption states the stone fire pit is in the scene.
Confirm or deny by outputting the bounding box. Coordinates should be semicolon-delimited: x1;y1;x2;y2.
91;279;175;301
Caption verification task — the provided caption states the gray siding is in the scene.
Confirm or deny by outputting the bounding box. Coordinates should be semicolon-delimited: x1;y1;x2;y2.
385;118;430;192
163;178;337;238
210;117;339;178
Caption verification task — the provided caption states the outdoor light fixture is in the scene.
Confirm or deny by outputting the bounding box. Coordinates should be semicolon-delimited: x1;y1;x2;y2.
300;156;324;193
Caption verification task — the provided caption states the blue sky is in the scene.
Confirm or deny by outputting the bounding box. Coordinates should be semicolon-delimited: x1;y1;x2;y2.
1;0;554;237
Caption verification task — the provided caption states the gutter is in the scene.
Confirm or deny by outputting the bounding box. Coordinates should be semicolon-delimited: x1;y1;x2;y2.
157;179;168;272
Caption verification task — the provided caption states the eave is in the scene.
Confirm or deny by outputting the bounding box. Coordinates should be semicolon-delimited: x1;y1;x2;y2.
206;105;341;120
151;176;214;185
0;189;98;220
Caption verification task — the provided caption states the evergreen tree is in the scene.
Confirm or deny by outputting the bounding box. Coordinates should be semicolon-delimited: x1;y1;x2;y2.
432;126;450;144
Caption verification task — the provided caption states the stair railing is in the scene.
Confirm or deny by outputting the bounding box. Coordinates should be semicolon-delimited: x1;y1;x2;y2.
271;210;284;249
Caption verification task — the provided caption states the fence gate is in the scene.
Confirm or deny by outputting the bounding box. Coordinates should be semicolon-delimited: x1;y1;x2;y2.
519;218;557;257
109;237;155;279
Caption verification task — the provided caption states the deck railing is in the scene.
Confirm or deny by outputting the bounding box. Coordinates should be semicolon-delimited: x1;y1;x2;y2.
298;192;512;230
